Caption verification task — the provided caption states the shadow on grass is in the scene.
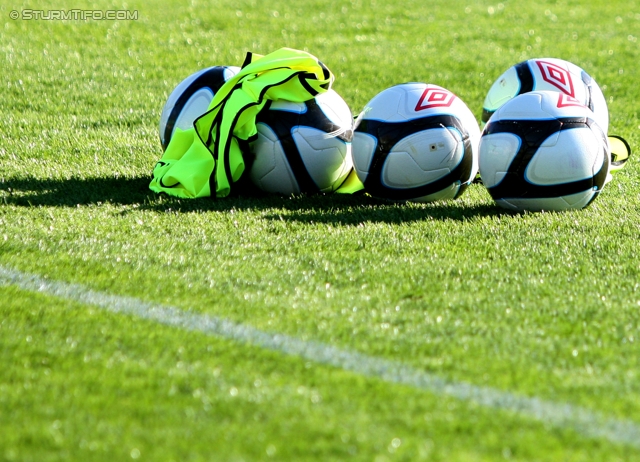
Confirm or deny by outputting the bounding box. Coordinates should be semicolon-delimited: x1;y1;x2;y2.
1;176;153;207
1;175;505;223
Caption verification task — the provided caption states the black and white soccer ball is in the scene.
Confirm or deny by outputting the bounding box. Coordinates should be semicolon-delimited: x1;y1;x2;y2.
482;58;608;134
351;83;480;202
479;90;610;212
247;89;354;195
159;65;239;151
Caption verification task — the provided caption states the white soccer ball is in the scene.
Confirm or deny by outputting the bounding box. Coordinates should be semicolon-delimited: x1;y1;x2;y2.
247;89;354;195
478;90;610;212
482;58;608;133
159;65;240;151
351;83;480;202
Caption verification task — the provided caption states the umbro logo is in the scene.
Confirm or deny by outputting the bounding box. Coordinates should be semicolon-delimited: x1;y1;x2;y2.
556;93;585;108
415;87;456;111
536;60;576;97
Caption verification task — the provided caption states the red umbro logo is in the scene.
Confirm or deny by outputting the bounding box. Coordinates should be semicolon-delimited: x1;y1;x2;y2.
415;87;456;111
556;93;585;108
535;60;576;97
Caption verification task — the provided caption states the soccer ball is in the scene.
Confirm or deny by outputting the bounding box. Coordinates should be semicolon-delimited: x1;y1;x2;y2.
479;90;610;212
159;65;240;151
351;83;480;202
482;58;609;134
247;89;354;195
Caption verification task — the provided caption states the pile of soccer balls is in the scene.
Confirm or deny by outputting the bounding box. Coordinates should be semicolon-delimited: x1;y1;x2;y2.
159;65;355;195
159;57;629;212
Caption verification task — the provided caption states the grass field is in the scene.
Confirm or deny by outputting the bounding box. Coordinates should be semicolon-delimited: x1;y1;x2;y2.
2;0;640;460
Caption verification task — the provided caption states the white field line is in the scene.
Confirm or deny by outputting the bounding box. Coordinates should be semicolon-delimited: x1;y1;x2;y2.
1;264;639;449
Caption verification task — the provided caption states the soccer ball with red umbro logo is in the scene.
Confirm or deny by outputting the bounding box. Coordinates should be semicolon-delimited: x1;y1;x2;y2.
351;83;480;202
479;90;610;212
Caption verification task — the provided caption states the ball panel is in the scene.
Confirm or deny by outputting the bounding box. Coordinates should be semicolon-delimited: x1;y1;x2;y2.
269;100;307;113
249;123;300;194
382;152;451;189
170;88;214;132
525;127;603;185
293;126;351;192
381;128;463;188
483;66;521;113
352;132;377;183
492;92;553;120
159;65;240;151
478;132;522;188
538;130;561;148
361;86;406;121
397;127;462;171
315;90;354;128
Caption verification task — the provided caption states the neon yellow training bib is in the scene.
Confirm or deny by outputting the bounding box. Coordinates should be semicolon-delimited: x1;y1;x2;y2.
150;48;341;199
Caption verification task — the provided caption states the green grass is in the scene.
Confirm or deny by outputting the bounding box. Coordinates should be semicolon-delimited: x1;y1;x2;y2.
2;0;640;460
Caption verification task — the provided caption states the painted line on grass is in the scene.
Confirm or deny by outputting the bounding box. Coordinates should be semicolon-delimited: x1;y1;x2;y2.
2;264;639;449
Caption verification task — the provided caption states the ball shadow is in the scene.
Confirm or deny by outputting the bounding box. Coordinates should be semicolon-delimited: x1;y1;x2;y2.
1;175;505;223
